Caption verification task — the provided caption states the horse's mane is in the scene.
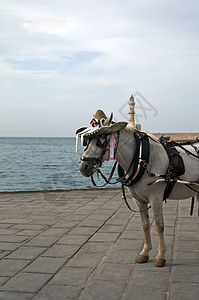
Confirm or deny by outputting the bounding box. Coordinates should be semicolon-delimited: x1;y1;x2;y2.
123;123;135;134
122;123;160;143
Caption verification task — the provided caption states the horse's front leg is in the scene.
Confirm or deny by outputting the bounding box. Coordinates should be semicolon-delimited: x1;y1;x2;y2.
135;200;152;264
152;200;166;267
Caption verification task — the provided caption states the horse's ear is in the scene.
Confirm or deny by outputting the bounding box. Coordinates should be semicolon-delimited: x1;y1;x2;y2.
103;113;113;126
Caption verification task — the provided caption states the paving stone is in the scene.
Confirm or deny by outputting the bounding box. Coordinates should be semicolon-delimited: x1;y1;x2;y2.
104;249;138;264
57;234;89;245
106;218;129;226
169;283;199;300
16;230;41;236
66;214;88;221
0;242;21;251
174;240;198;252
7;246;46;260
175;230;199;240
80;242;111;254
25;235;59;247
0;191;198;299
75;208;97;215
11;224;47;230
42;244;80;258
177;217;198;226
79;219;105;227
67;253;103;268
89;232;120;242
0;277;9;286
99;224;124;233
0;259;31;276
0;224;15;229
1;272;52;293
113;212;133;220
120;230;143;240
24;257;67;273
30;219;56;225
171;265;199;283
0;234;29;243
50;267;93;286
89;213;111;221
123;290;167;300
40;228;70;236
78;279;126;300
127;270;169;292
176;222;198;231
93;262;134;281
115;238;142;251
32;284;81;300
0;291;34;300
0;251;10;260
0;219;31;224
133;261;171;272
172;251;199;265
69;226;98;236
52;220;79;228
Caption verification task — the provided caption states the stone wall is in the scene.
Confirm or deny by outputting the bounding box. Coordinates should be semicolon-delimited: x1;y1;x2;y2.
151;132;199;142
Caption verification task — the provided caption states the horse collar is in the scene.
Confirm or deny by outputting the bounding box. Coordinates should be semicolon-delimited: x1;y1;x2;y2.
118;130;150;186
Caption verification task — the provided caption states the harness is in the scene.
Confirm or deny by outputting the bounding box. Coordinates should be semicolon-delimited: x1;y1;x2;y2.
81;130;199;214
118;130;150;186
159;136;185;201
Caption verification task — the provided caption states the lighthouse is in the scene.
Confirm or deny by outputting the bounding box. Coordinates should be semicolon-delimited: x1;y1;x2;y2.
129;95;135;126
129;94;141;130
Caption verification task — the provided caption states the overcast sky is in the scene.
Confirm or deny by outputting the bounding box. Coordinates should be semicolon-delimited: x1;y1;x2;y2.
0;0;199;137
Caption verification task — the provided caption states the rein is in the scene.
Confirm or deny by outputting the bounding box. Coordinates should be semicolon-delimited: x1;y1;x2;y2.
89;130;152;213
90;130;148;188
81;130;199;214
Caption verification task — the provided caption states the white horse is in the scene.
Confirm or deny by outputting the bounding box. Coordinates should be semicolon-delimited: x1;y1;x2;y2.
77;110;199;267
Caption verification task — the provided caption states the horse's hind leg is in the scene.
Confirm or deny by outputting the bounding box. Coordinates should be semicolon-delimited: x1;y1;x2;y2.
197;194;199;218
136;201;152;264
152;200;166;267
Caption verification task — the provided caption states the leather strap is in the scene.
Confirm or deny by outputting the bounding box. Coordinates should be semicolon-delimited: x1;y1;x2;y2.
159;138;185;201
118;130;150;187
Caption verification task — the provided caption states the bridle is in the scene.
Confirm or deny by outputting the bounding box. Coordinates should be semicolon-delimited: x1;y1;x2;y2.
80;135;109;172
80;133;120;186
80;130;150;188
80;130;152;213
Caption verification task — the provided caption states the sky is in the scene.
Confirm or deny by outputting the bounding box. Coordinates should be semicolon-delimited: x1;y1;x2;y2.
0;0;199;137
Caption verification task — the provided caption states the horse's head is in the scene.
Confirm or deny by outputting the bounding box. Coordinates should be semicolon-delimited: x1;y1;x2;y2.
79;135;110;177
76;110;128;177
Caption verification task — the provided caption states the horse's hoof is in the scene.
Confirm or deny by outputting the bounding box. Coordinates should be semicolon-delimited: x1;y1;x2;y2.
136;255;149;263
154;258;166;267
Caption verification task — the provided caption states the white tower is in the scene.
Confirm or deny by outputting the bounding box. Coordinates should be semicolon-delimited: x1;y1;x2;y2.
129;94;135;126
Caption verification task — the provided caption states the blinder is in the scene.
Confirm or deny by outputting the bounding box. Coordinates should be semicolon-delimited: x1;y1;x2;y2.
83;137;91;151
83;135;107;149
96;135;107;148
81;135;108;172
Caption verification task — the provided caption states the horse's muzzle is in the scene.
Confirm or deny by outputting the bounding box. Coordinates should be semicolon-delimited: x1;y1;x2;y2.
79;157;101;177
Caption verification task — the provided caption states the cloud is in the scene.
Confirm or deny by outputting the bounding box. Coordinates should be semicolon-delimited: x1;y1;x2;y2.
0;0;199;136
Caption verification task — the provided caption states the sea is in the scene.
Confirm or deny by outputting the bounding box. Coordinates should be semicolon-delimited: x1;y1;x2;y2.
0;137;120;192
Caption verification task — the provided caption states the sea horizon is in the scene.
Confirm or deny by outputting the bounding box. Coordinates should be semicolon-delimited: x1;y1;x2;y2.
0;136;120;192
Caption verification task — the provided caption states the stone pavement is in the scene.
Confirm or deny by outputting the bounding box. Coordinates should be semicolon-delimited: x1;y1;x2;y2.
0;189;198;300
